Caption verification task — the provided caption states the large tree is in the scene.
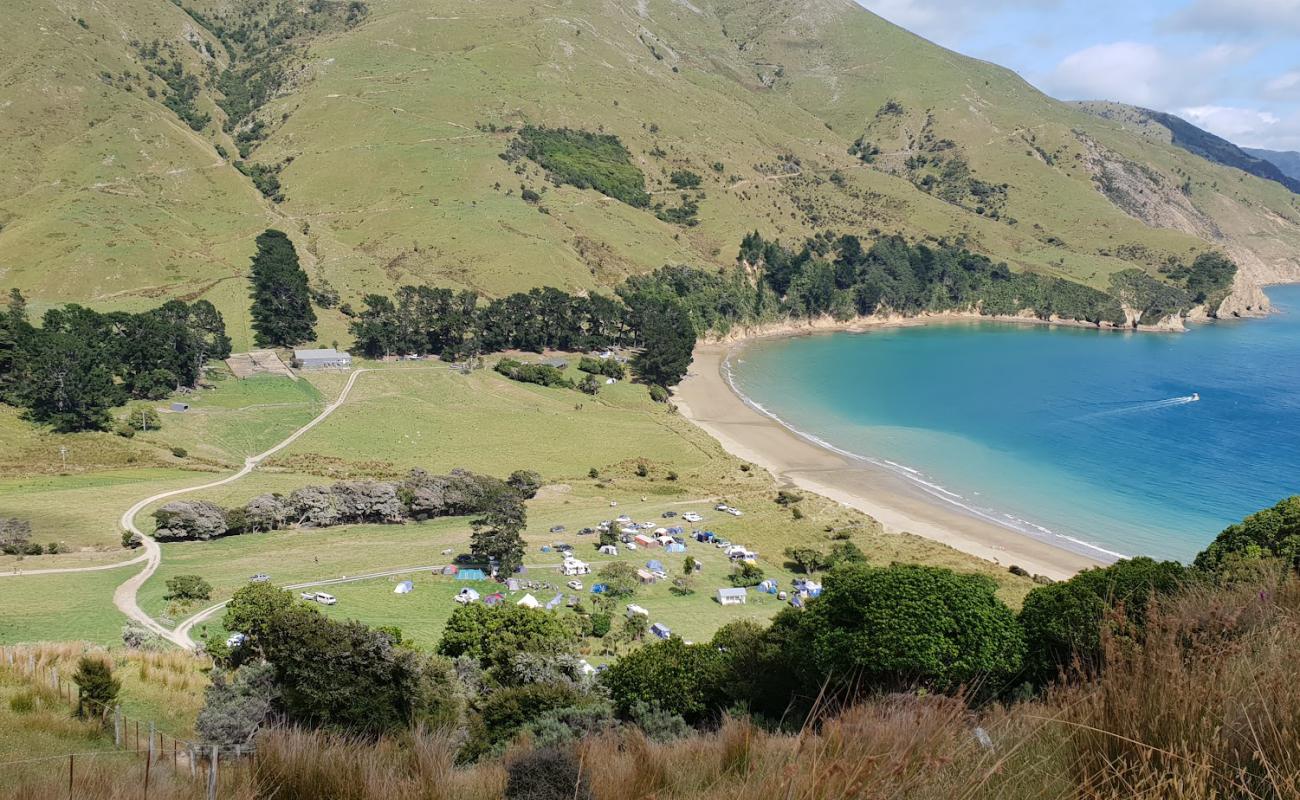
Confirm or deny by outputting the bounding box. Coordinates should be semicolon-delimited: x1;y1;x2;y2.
248;229;316;347
469;483;527;575
627;296;695;388
801;563;1025;695
16;328;121;432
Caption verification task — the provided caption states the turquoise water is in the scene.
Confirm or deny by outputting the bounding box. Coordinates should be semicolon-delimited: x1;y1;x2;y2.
728;286;1300;563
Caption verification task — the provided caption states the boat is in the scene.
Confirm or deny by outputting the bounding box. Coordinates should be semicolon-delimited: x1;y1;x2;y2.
1191;393;1200;401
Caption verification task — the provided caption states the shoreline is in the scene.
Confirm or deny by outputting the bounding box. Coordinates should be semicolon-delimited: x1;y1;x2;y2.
673;333;1106;581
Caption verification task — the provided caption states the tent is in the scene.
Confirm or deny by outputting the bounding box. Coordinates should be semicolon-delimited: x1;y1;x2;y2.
454;588;480;604
394;580;414;594
598;544;618;556
665;543;686;553
517;593;541;609
441;565;458;576
758;579;778;594
650;623;672;639
484;592;505;606
645;560;665;573
456;568;487;581
545;593;565;611
506;578;522;591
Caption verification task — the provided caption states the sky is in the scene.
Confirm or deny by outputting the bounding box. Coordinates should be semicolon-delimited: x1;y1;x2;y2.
856;0;1300;152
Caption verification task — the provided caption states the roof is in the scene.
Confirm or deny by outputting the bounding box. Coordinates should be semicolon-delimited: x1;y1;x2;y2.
717;587;748;598
294;348;350;360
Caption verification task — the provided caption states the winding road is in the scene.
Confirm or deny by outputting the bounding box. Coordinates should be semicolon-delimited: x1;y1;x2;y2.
4;367;377;649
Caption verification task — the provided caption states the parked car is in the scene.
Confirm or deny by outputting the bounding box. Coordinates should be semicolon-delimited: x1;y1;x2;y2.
578;527;596;535
249;573;270;583
550;525;566;533
715;503;729;511
661;511;677;518
314;592;337;605
300;591;317;601
715;539;732;548
567;579;584;590
726;508;744;517
682;513;702;523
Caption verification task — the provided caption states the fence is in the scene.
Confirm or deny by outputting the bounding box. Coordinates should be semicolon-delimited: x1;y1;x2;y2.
1;644;254;799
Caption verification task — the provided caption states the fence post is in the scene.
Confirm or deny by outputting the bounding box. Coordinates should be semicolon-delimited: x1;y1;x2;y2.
144;736;153;800
207;745;218;800
68;754;74;800
189;746;196;780
149;722;156;762
114;706;123;747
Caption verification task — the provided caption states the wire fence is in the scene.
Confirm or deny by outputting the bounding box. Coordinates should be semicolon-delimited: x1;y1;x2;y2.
1;645;255;799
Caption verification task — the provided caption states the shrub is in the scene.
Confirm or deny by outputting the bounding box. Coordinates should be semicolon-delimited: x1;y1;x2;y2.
495;358;574;389
729;562;765;587
164;574;213;601
505;746;592;800
73;656;121;719
124;404;161;431
9;691;36;714
578;374;600;395
170;446;188;458
802;563;1025;695
648;385;669;403
1193;495;1300;575
601;638;724;722
577;356;624;379
507;470;544;499
514;126;649;208
590;613;611;638
669;170;702;189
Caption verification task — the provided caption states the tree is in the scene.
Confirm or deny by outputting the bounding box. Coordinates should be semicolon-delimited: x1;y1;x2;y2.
621;612;648;643
0;518;33;555
15;329;121;431
223;582;299;654
164;574;213;601
470;483;527;576
801;563;1025;695
462;683;582;760
1019;557;1186;687
73;656;120;719
507;469;544;499
784;546;827;574
597;561;638;598
195;663;277;746
0;288;29;401
601;637;723;723
437;603;574;682
628;296;695;388
729;561;764;587
248;229;316;347
826;541;868;569
1193;496;1300;575
152;501;229;541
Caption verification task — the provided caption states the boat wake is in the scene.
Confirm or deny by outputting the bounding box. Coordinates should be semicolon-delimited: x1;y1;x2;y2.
1076;394;1200;421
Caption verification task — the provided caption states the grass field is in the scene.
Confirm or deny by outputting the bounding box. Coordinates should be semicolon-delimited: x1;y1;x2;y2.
1;358;1034;652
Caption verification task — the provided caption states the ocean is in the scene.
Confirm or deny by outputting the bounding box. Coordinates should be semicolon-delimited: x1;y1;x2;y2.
727;285;1300;563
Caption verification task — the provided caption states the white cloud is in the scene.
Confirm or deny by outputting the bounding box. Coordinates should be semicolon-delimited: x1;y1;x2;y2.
1181;106;1300;150
1265;70;1300;97
1042;42;1167;106
855;0;1059;46
1040;41;1254;108
1169;0;1300;36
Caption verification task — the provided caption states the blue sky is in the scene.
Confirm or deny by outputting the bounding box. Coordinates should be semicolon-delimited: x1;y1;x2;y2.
857;0;1300;152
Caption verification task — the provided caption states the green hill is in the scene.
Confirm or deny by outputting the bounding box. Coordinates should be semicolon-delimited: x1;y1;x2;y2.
4;0;1300;347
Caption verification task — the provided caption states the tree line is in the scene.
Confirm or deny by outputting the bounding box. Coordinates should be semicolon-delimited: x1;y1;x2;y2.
0;289;231;432
150;467;541;575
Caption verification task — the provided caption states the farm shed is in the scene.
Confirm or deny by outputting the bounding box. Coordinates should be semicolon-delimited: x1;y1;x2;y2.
293;348;353;370
717;587;748;606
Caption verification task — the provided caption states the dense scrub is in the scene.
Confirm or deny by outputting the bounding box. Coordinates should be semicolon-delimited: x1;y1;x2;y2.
509;127;650;208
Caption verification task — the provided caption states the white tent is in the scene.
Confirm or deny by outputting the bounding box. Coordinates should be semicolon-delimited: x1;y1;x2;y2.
455;588;481;604
517;593;541;609
394;580;414;594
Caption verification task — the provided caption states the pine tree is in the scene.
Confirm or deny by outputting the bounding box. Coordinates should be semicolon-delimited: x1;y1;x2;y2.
248;229;317;347
470;485;527;576
630;297;695;388
73;656;120;720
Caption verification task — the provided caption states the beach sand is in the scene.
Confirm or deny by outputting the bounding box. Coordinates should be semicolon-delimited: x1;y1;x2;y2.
674;342;1101;581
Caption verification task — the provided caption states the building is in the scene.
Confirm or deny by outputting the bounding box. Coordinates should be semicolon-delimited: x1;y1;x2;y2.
717;587;748;606
170;402;190;412
293;348;353;370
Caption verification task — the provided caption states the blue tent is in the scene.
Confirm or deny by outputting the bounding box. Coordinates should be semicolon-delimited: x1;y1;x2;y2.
394;580;414;594
545;593;564;611
456;568;487;581
591;583;608;594
646;560;665;572
665;543;686;553
650;623;671;639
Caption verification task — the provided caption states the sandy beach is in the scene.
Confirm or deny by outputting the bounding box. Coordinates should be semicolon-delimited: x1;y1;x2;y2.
674;341;1103;581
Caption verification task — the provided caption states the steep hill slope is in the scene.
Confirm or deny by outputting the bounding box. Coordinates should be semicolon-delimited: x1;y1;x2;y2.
3;0;1300;346
1246;148;1300;182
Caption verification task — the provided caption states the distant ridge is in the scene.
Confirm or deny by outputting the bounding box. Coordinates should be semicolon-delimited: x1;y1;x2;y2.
1244;148;1300;182
1075;102;1300;194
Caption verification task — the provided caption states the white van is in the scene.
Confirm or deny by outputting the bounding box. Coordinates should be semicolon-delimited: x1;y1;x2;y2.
314;592;337;605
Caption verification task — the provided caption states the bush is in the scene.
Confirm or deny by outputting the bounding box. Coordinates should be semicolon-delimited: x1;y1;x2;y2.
165;574;213;601
495;358;574;389
729;562;765;587
648;385;669;403
124;404;161;431
514;126;649;208
1193;495;1300;575
601;638;724;723
73;656;121;719
507;470;544;499
802;563;1025;695
589;613;611;638
170;446;188;458
505;746;592;800
578;374;600;395
669;170;702;189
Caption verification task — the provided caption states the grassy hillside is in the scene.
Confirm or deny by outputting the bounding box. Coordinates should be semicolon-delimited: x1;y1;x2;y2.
3;0;1299;347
